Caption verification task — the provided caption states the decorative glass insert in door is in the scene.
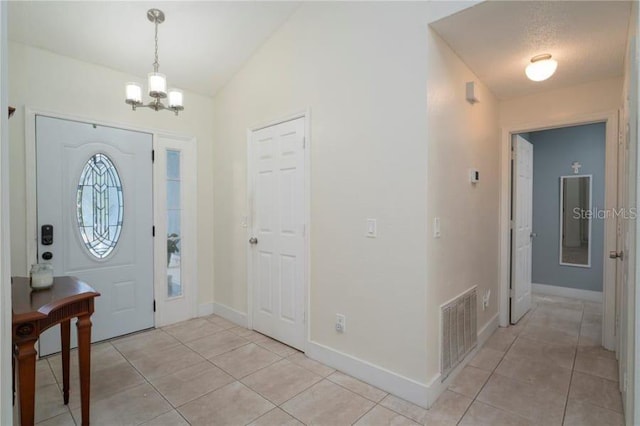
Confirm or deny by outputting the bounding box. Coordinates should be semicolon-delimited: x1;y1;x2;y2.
76;153;124;259
167;150;182;297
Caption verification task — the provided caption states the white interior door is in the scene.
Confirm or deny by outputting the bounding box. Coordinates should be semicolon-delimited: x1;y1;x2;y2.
36;115;154;355
250;117;306;350
511;134;533;323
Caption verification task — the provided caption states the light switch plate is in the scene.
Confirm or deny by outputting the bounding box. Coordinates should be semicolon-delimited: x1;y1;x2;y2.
366;218;377;238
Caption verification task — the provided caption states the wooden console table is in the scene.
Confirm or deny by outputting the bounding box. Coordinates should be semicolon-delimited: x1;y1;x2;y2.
12;276;100;426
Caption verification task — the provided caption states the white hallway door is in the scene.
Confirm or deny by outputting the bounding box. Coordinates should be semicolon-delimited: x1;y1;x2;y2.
511;134;533;323
250;117;306;350
36;116;154;356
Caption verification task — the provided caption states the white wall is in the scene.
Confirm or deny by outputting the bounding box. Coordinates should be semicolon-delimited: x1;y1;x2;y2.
212;1;501;405
0;2;12;424
8;42;215;305
213;1;431;384
425;29;501;384
500;77;623;127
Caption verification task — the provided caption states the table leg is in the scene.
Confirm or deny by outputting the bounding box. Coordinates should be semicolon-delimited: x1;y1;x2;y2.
14;338;37;426
77;315;92;426
61;320;70;404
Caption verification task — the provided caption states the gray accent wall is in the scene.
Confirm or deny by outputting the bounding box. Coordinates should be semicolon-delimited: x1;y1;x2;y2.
526;123;606;292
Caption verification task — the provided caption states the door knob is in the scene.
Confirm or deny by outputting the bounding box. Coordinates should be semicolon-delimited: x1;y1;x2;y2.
249;237;258;245
609;250;624;260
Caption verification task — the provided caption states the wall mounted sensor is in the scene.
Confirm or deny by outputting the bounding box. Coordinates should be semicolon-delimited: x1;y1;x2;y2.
466;82;479;104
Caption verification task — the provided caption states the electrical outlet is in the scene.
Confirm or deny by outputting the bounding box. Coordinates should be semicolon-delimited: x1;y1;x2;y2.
482;289;491;311
336;314;346;333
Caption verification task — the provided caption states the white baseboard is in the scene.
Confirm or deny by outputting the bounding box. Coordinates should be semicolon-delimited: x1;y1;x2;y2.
305;340;430;408
211;302;248;328
533;283;602;302
305;312;500;410
425;312;499;406
198;302;214;317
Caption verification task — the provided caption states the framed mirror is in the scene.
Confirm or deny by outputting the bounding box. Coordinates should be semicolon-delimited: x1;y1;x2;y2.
559;175;592;267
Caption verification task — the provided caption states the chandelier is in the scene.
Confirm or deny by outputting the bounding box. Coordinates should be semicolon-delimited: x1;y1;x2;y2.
125;9;184;115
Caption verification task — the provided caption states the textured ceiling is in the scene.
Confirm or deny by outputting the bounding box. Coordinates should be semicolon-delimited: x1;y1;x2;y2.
8;1;300;97
430;1;632;100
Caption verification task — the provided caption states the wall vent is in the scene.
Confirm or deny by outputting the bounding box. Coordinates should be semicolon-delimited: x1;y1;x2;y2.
441;287;477;379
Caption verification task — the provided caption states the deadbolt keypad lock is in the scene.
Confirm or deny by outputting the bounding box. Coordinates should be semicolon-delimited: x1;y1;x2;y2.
42;252;53;261
41;224;53;245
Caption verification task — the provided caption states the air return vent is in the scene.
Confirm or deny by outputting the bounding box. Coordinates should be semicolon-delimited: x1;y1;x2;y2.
441;287;477;379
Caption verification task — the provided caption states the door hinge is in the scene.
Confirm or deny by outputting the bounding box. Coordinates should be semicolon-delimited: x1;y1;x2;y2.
152;150;155;163
302;137;306;149
153;300;156;312
509;288;516;298
152;226;155;237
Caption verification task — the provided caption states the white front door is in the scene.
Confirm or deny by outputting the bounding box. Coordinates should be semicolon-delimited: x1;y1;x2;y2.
511;135;533;324
250;117;306;350
36;115;154;356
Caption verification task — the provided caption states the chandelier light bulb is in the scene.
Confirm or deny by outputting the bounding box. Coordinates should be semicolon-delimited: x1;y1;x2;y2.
125;82;142;104
525;54;558;82
168;89;184;109
148;72;167;98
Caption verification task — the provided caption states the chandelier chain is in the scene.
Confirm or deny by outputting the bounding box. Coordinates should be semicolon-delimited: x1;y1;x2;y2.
153;19;159;73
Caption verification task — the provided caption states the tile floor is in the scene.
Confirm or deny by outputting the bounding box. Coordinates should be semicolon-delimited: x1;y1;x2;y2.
22;294;622;425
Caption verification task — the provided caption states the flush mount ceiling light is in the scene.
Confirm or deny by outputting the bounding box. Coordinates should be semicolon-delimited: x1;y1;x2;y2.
525;54;558;82
125;9;184;115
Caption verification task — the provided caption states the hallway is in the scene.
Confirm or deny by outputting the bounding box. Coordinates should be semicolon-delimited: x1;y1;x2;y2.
23;294;622;425
453;294;623;425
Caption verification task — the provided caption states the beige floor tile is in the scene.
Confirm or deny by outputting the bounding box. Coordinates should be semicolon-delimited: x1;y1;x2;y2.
33;383;68;424
577;343;616;360
484;328;518;352
476;373;565;424
282;379;375;425
205;315;238;330
210;343;281;379
535;295;584;311
35;410;75;426
128;344;205;380
423;390;472;425
241;358;322;405
494;356;572;395
379;394;428;424
526;313;581;336
112;329;180;360
287;352;336;377
505;336;575;370
229;326;266;341
520;323;579;346
532;305;583;323
569;371;623;413
327;371;388;402
48;342;127;382
580;323;603;343
163;318;225;343
149;361;235;407
574;353;619;381
255;337;299;357
448;365;491;398
468;347;504;372
36;360;57;388
563;398;624;426
186;330;249;359
66;360;146;408
458;401;532;426
179;381;274;426
140;410;189;426
583;301;602;314
354;405;420;426
71;383;172;426
248;408;304;426
582;312;602;326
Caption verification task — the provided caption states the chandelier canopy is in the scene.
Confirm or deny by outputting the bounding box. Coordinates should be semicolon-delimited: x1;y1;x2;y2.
125;9;184;115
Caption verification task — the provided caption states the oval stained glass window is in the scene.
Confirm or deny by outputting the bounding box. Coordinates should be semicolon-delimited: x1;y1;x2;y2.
76;153;124;259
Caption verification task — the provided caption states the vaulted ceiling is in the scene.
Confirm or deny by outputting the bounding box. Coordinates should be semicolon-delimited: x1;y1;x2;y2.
8;1;300;97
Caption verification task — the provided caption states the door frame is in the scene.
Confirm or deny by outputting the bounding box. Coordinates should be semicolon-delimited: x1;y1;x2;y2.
24;107;198;328
499;110;618;350
246;110;311;351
